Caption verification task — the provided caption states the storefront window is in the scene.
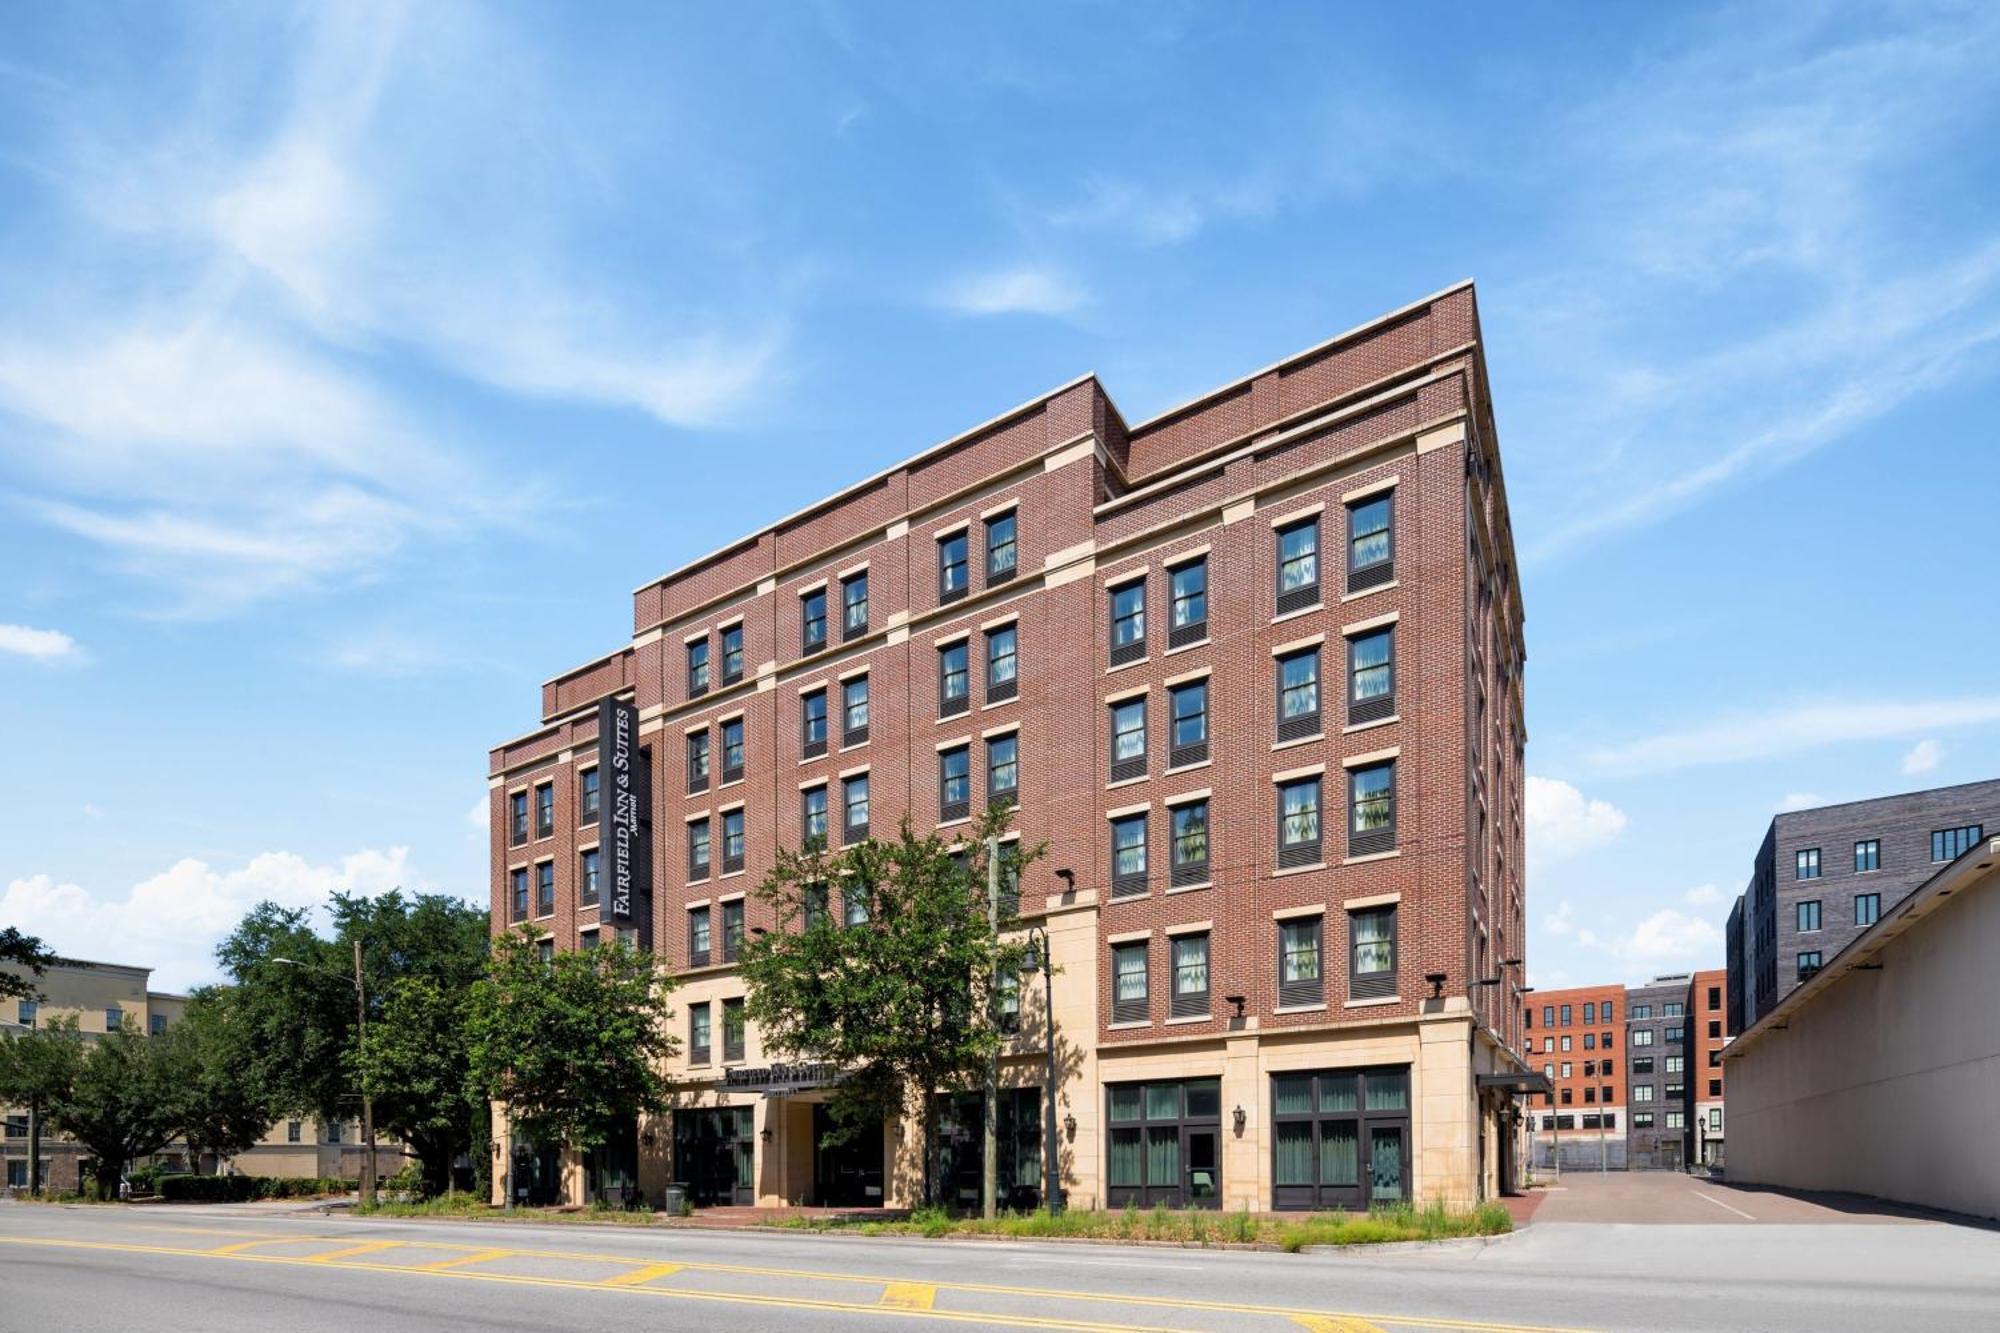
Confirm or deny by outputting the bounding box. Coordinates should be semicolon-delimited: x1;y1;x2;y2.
1104;1077;1220;1208
1270;1066;1410;1210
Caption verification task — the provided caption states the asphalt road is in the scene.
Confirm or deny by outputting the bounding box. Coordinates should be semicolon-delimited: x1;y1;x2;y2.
2;1192;1996;1333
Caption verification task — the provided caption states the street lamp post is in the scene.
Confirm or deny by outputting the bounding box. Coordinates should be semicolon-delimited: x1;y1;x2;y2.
272;947;377;1207
1025;924;1061;1216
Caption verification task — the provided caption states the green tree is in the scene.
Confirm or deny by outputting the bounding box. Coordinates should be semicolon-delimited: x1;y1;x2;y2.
0;1019;81;1196
0;927;62;1002
158;989;273;1172
37;1019;183;1199
355;975;483;1195
737;810;1039;1207
467;929;678;1190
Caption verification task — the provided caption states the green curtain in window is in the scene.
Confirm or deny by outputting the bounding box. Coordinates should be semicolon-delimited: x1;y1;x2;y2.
1145;1083;1179;1121
1145;1127;1180;1186
1109;1087;1142;1122
1320;1123;1359;1186
1318;1076;1358;1113
1364;1071;1409;1112
1274;1123;1314;1185
1108;1129;1142;1186
1273;1076;1313;1115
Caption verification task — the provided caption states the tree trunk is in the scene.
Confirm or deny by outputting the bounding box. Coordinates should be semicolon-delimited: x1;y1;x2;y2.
27;1099;40;1197
920;1083;938;1209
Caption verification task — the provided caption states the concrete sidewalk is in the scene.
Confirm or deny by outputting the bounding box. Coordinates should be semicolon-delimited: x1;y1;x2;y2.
1529;1170;1965;1225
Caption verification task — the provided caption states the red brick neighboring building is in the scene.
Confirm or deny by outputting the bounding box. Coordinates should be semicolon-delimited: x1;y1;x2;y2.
489;280;1531;1211
1524;983;1626;1153
1691;967;1727;1165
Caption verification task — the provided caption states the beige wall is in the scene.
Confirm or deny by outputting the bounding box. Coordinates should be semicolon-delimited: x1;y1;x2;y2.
1726;862;2000;1221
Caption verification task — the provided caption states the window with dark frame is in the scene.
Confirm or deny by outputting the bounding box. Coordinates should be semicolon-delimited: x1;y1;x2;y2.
986;624;1019;703
986;511;1018;583
802;785;829;847
1110;813;1148;898
1169;933;1210;1018
939;745;971;823
1797;951;1821;980
688;906;711;967
1796;899;1820;932
939;530;970;603
721;899;745;962
800;587;828;654
535;861;555;916
687;638;710;697
1168;557;1208;648
843;882;870;927
1855;892;1881;927
1277;776;1322;868
1854;838;1880;872
1106;1078;1222;1208
721;809;746;873
1109;579;1146;665
1111;941;1148;1024
688;818;711;881
579;768;600;825
1349;904;1396;1000
720;718;745;783
987;733;1019;807
534;783;554;838
1275;517;1320;614
841;572;869;641
1346;492;1393;592
841;675;869;746
1270;1066;1409;1210
1110;697;1147;782
939;640;970;717
579;847;600;908
689;1002;712;1064
721;998;746;1062
687;729;710;793
1278;916;1323;1007
803;882;830;929
1168;680;1208;768
802;688;829;758
1348;626;1394;725
843;773;870;842
1932;824;1984;862
509;867;528;922
509;790;528;845
1795;847;1821;879
1348;760;1396;857
720;623;744;685
1276;648;1321;742
1170;799;1210;887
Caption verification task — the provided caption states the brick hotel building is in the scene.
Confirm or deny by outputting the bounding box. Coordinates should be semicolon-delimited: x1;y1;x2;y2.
487;280;1533;1211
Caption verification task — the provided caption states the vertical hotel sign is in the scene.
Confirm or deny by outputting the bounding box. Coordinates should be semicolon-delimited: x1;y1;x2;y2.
598;696;650;923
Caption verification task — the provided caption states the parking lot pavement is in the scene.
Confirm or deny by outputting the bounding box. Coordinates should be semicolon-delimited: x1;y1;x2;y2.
1527;1169;1958;1225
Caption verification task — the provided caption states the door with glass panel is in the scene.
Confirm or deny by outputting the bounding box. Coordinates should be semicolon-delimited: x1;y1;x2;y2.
1270;1066;1410;1210
1106;1077;1221;1208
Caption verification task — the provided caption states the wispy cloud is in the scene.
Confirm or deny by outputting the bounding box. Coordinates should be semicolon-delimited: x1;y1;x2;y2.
1901;738;1943;775
1587;694;2000;776
1525;776;1629;861
1545;897;1723;974
0;622;84;663
1777;792;1824;813
938;266;1087;318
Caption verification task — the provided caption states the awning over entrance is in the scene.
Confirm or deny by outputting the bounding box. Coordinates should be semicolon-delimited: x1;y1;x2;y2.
1478;1071;1552;1095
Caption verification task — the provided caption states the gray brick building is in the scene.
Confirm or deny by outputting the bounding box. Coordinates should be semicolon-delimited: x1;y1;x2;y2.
1623;974;1692;1169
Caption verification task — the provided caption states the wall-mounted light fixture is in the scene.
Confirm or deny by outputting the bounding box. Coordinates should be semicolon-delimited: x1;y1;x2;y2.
1232;1106;1247;1135
1062;1112;1077;1140
1425;971;1447;998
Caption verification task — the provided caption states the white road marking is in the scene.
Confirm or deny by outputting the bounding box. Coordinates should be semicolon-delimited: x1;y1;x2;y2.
1694;1192;1755;1221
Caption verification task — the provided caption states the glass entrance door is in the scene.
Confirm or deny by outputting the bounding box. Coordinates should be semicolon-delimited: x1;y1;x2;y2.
812;1103;884;1207
1367;1125;1407;1204
1183;1128;1219;1207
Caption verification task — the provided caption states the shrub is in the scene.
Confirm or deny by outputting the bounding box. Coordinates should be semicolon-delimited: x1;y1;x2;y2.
160;1175;359;1203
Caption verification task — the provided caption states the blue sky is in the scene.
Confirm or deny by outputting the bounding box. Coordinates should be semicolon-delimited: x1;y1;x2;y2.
3;1;1997;991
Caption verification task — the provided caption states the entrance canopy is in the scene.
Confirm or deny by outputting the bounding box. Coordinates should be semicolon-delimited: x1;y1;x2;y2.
1477;1071;1553;1095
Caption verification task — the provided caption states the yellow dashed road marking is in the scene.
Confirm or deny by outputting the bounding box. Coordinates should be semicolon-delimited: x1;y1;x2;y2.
882;1281;939;1310
601;1262;684;1287
1294;1316;1390;1333
307;1240;405;1263
413;1247;513;1272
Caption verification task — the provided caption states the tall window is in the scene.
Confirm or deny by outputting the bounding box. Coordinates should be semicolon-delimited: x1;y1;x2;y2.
1278;917;1323;1006
802;786;829;846
1277;777;1322;867
986;625;1019;702
721;718;745;782
1797;951;1822;980
1109;697;1147;782
1349;905;1396;1000
688;819;711;881
1853;838;1879;872
1583;1002;1596;1024
721;900;745;962
1795;848;1821;879
939;641;970;716
939;530;970;602
1855;892;1880;927
579;848;600;908
801;588;828;654
535;862;555;916
510;790;528;845
1275;517;1320;613
1346;493;1393;591
721;809;746;873
939;745;971;822
687;638;711;697
1110;814;1148;897
1348;627;1394;724
1168;557;1207;647
1170;934;1210;1018
839;675;869;746
534;783;554;838
689;1003;712;1063
802;688;829;758
986;511;1018;582
1932;825;1984;861
1168;680;1208;767
722;998;746;1062
688;906;712;966
1349;760;1396;856
1277;648;1321;741
720;623;744;684
843;774;870;841
687;729;711;793
1170;799;1210;886
841;572;869;640
1796;899;1820;932
987;734;1019;806
1112;942;1149;1023
1109;579;1147;664
1602;999;1614;1023
509;867;528;922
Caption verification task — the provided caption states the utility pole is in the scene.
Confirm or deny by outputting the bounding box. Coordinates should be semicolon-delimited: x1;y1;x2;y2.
1037;928;1060;1216
982;835;1000;1220
355;937;376;1208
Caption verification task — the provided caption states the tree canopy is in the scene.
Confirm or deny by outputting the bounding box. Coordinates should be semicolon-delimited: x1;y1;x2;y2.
158;988;274;1169
27;1018;183;1198
0;926;62;1002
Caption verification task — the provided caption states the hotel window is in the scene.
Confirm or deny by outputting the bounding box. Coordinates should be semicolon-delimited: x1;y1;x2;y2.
1796;951;1821;980
509;790;528;845
687;638;710;697
802;688;829;758
579;928;598;952
1560;1004;1572;1025
1109;697;1148;783
1346;492;1394;592
17;999;36;1026
286;1121;301;1143
1796;900;1820;932
1583;1002;1595;1023
1347;627;1394;725
1932;824;1984;861
802;785;829;847
721;810;746;873
327;1121;343;1143
534;782;554;838
1349;904;1396;1000
539;938;555;966
1276;647;1321;741
841;675;869;746
985;625;1019;703
1275;516;1320;614
1170;934;1210;1018
1348;760;1396;857
1105;1077;1224;1208
1854;838;1880;872
803;882;830;930
1111;942;1149;1023
1855;892;1881;927
689;1002;711;1064
843;773;870;842
720;718;745;783
987;734;1019;807
939;640;971;717
1278;917;1323;1007
844;883;870;927
535;862;555;917
985;511;1018;583
509;867;528;922
800;587;828;654
1168;557;1208;648
579;768;600;825
1277;776;1322;868
1168;680;1208;767
939;745;972;823
719;623;744;685
1109;579;1147;665
686;729;711;793
1795;847;1821;879
721;998;746;1062
841;571;869;641
688;819;712;881
688;907;712;965
1110;814;1148;898
1170;799;1210;887
939;530;970;603
579;848;600;908
721;900;745;962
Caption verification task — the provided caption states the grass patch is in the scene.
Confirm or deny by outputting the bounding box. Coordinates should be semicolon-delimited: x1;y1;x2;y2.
1278;1201;1514;1252
354;1196;661;1225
